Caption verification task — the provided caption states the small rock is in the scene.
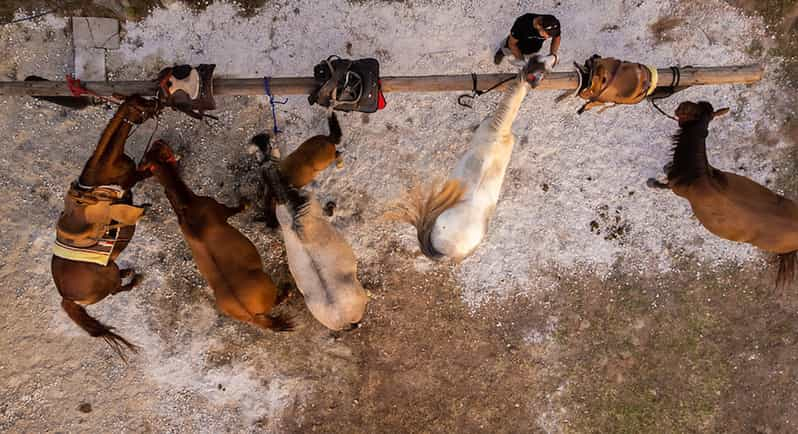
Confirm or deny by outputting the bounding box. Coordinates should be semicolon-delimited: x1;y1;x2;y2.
78;403;92;413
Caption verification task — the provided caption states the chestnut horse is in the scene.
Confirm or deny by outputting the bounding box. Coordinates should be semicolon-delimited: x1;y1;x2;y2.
139;140;292;331
254;113;343;227
51;96;160;357
647;101;798;287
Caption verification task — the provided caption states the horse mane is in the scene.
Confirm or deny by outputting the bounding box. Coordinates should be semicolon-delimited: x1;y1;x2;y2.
386;180;465;259
263;162;311;234
666;118;712;187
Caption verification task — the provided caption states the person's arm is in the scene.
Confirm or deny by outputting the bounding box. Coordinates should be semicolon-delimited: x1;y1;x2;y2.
549;35;561;65
507;35;524;60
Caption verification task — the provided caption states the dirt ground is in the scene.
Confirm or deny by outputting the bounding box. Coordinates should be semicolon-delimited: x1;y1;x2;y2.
1;0;797;433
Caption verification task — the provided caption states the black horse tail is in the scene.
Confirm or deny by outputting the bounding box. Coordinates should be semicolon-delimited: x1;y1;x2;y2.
25;76;94;110
776;251;797;289
254;312;295;332
60;298;138;360
327;112;342;144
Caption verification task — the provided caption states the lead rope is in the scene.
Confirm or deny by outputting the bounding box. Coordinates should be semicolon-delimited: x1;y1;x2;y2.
264;76;288;136
458;73;515;108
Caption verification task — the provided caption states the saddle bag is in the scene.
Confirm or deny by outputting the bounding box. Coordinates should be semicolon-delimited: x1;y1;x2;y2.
308;56;385;113
156;64;216;119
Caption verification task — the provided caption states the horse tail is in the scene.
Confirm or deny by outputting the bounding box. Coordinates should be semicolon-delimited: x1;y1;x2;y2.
327;112;342;144
666;120;711;186
254;312;294;332
25;76;94;109
776;251;797;289
387;180;465;260
60;298;138;359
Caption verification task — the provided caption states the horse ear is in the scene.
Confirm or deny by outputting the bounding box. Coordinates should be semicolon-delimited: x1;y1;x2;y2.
713;107;730;118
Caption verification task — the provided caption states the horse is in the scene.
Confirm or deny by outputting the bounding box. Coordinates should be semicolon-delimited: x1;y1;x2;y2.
51;96;160;358
138;140;292;332
388;55;554;261
559;55;659;114
253;113;343;227
647;101;798;288
262;151;368;331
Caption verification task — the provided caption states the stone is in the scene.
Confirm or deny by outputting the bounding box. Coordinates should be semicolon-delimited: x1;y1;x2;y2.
74;47;106;81
72;17;119;49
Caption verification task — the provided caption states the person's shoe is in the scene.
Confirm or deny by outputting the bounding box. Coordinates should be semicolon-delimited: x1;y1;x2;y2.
493;49;505;65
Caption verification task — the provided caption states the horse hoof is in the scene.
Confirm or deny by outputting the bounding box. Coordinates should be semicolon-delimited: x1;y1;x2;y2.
646;178;667;189
324;201;336;216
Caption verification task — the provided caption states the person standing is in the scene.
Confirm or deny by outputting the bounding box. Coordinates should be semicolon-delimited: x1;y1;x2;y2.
494;14;561;66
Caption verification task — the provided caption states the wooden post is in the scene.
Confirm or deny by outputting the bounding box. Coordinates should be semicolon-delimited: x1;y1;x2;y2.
0;64;763;97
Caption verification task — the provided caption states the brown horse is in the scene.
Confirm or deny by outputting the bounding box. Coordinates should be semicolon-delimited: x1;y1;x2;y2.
139;140;292;331
253;112;343;227
51;96;160;357
647;101;798;287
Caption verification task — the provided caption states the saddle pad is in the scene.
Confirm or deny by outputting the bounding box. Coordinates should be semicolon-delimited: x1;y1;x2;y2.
53;227;118;266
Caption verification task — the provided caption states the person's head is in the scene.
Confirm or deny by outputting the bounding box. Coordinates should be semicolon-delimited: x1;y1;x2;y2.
534;15;561;39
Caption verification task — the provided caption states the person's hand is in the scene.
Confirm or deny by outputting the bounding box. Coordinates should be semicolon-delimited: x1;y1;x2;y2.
551;53;560;67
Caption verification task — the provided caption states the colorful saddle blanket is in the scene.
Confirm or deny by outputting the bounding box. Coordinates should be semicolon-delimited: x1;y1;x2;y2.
54;183;144;266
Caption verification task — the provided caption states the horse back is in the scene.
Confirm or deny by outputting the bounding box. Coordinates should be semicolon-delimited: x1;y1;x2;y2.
677;172;798;252
279;201;367;330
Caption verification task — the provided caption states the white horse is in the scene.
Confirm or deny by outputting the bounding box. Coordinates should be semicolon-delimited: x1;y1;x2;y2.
264;160;368;331
391;56;554;261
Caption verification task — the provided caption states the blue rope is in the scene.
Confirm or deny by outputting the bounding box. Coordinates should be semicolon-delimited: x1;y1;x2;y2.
263;77;288;135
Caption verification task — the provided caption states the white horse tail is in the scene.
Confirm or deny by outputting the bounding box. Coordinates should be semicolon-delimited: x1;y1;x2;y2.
388;180;465;259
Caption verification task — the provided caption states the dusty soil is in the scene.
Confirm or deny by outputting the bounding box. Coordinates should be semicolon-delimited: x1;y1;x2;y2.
1;0;797;433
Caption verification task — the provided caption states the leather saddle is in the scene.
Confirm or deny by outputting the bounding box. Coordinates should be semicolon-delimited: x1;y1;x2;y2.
308;56;384;113
56;184;144;248
157;64;217;119
574;55;658;113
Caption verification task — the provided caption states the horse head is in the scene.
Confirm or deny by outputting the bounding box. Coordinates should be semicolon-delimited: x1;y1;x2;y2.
120;95;161;125
674;101;729;125
523;54;556;88
138;140;178;173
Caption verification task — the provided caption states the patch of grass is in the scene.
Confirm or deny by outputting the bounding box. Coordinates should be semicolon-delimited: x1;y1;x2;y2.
547;265;735;433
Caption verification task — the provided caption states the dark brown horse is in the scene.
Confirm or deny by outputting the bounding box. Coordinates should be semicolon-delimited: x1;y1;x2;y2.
51;96;160;357
648;101;798;287
139;140;292;331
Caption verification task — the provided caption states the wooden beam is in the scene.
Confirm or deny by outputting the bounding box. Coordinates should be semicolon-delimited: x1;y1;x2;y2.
0;64;763;97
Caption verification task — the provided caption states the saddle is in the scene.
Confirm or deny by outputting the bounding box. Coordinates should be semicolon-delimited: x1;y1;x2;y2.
308;56;385;113
55;184;145;264
573;55;658;113
157;64;217;119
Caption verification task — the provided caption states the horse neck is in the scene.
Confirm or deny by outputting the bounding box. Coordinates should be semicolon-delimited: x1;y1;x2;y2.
152;164;195;211
669;119;712;185
79;106;136;186
489;79;529;135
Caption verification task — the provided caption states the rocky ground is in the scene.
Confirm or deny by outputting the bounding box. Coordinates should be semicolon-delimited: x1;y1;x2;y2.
1;0;797;432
